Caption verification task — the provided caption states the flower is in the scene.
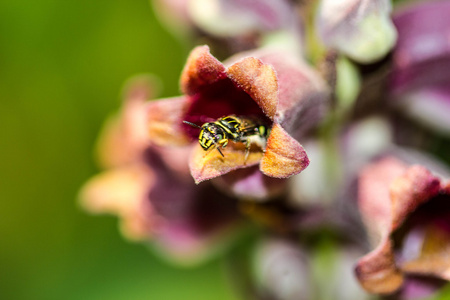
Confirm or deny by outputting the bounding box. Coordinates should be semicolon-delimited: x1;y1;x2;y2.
389;1;450;136
316;0;397;63
355;155;450;296
147;45;328;189
79;76;243;265
152;0;303;55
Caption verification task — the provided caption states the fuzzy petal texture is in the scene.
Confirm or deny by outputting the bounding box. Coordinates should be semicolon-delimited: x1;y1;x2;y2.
181;45;227;96
226;48;329;139
178;46;325;184
317;0;397;63
189;143;264;184
260;123;309;178
226;56;278;120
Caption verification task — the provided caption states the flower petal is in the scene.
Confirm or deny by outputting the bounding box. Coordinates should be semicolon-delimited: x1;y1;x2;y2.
317;0;397;63
180;45;227;96
226;56;278;120
260;123;309;178
254;238;312;300
188;0;295;37
78;165;154;241
389;1;450;135
227;48;329;138
355;238;404;294
390;166;441;231
189;143;263;184
212;166;287;200
97;75;157;168
145;147;241;264
357;156;407;243
147;96;191;146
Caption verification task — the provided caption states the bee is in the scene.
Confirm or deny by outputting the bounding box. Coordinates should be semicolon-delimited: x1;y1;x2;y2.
183;115;269;158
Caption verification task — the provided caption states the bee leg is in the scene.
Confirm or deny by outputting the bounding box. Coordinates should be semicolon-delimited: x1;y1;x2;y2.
216;147;224;157
218;139;228;148
244;140;250;163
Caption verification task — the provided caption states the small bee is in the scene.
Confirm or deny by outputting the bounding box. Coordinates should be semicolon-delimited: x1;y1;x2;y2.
183;115;269;158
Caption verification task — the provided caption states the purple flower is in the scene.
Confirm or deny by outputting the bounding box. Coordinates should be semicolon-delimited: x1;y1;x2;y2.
316;0;397;63
147;45;328;193
389;1;450;136
355;156;450;296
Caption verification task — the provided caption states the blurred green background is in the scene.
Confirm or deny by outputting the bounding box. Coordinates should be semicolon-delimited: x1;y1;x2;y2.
0;1;237;299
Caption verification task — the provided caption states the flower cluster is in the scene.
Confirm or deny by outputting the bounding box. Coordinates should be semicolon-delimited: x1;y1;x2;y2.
80;0;450;299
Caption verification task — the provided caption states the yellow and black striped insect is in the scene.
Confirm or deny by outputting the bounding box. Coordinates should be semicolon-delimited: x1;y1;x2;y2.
183;115;269;157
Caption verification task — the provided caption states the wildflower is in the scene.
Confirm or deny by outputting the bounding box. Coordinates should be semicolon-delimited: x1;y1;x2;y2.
355;156;450;296
147;45;328;189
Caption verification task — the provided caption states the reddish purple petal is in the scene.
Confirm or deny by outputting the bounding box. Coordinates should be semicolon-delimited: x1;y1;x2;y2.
357;156;407;243
355;238;404;294
226;56;278;120
180;45;227;96
389;1;450;135
356;156;450;294
390;166;441;231
145;147;242;263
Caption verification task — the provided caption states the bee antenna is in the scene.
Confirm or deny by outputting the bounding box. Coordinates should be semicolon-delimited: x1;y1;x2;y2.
183;120;202;129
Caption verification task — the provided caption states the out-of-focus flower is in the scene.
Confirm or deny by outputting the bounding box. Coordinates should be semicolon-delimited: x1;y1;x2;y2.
147;45;329;194
252;237;370;300
79;76;243;265
152;0;303;54
316;0;397;63
355;156;450;296
389;1;450;136
253;238;312;300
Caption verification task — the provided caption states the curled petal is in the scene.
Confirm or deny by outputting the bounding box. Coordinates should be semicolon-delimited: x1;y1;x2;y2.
147;97;191;146
358;156;407;243
357;156;450;295
227;48;329;138
180;45;227;96
227;57;278;120
355;238;404;294
390;166;441;230
317;0;397;63
260;123;309;178
189;144;263;184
